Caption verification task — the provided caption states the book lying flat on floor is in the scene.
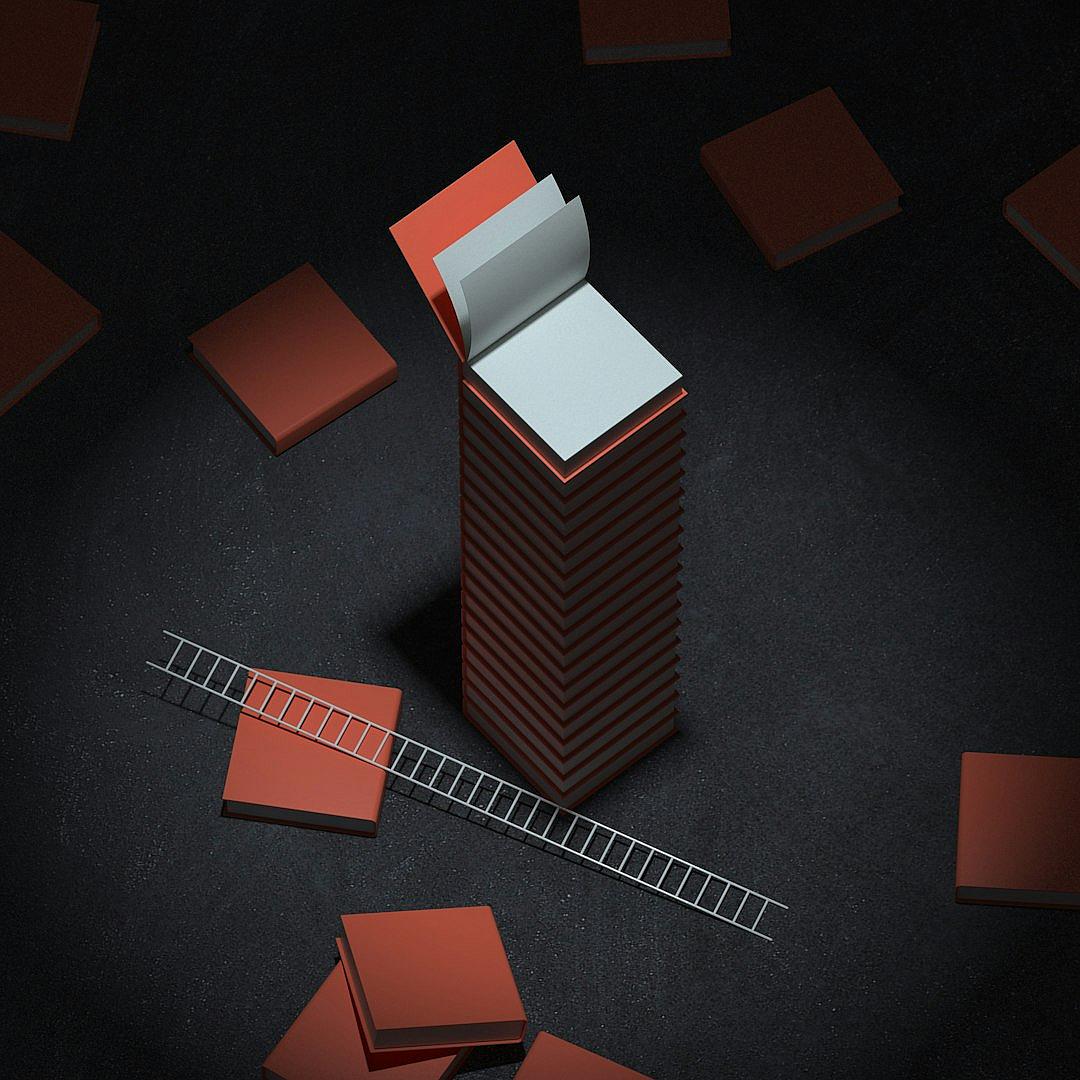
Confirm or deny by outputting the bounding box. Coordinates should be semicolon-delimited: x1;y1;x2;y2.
579;0;731;64
1;232;100;417
0;0;100;140
336;906;526;1054
222;670;401;836
955;752;1080;909
392;143;683;475
1004;144;1080;289
188;263;397;454
516;1032;653;1079
701;87;902;269
262;964;467;1080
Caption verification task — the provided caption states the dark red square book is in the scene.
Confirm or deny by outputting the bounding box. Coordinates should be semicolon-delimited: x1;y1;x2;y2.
0;0;100;141
700;87;902;269
955;752;1080;910
336;906;526;1054
262;964;467;1080
188;263;397;454
516;1033;652;1079
579;1;731;64
0;232;100;417
1004;145;1080;289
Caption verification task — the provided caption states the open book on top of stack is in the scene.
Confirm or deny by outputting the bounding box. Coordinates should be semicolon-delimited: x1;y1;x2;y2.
397;148;683;476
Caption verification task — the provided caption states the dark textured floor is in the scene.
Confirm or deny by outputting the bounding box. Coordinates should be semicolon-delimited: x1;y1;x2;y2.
2;2;1079;1077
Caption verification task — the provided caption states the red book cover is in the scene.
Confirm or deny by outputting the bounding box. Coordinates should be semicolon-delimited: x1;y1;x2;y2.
262;964;467;1080
1004;144;1080;289
222;670;401;836
516;1032;653;1079
579;0;731;64
955;752;1080;909
187;263;397;455
389;142;536;360
0;0;100;141
0;232;100;417
336;906;526;1054
700;87;902;269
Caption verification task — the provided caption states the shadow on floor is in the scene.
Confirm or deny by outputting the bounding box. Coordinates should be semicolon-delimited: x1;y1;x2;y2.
384;579;462;709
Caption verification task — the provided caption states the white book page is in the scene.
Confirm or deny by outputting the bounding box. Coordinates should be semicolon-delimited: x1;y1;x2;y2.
433;175;567;358
468;283;682;467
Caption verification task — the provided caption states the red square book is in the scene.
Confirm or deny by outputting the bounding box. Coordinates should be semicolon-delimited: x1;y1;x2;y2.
262;964;467;1080
700;87;902;269
955;752;1080;909
1;232;100;417
515;1033;652;1079
336;906;526;1053
222;670;401;836
0;0;100;140
1004;144;1080;289
188;263;397;454
579;0;731;64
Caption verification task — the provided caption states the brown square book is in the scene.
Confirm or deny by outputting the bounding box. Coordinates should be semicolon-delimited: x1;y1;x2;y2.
336;906;526;1054
222;670;401;836
516;1032;652;1079
188;263;397;454
955;752;1080;909
1;232;100;417
262;964;467;1080
0;0;100;140
700;87;902;269
1004;145;1080;289
579;0;731;64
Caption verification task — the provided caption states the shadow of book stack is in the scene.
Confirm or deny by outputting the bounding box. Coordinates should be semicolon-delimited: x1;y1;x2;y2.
391;143;685;808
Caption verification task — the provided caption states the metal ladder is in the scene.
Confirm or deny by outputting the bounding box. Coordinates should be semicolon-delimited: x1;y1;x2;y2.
148;631;788;941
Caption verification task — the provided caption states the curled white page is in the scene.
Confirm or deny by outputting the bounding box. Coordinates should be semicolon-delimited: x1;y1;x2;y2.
433;175;567;359
458;197;591;361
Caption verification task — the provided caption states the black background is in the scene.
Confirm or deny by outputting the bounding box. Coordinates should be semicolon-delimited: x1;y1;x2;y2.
2;2;1079;1077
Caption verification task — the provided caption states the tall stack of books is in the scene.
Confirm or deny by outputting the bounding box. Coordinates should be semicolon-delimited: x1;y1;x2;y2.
263;906;526;1080
391;143;685;807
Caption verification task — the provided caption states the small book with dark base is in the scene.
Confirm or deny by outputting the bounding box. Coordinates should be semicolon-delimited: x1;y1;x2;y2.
516;1032;653;1079
221;670;401;836
336;906;526;1055
1;232;100;417
579;0;731;64
955;752;1080;910
187;263;397;454
0;0;100;140
1003;144;1080;289
262;964;467;1080
701;88;902;269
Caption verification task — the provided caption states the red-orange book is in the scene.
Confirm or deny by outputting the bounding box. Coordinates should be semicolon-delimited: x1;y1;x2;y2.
222;670;401;836
701;88;902;269
1004;144;1080;289
516;1032;653;1079
579;0;730;64
262;964;467;1080
0;0;100;140
188;263;397;454
1;232;100;417
955;752;1080;909
336;906;526;1054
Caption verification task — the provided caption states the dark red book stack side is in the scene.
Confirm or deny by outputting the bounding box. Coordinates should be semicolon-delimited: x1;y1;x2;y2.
578;0;731;64
701;87;902;269
0;0;100;141
515;1032;653;1079
1004;144;1080;289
